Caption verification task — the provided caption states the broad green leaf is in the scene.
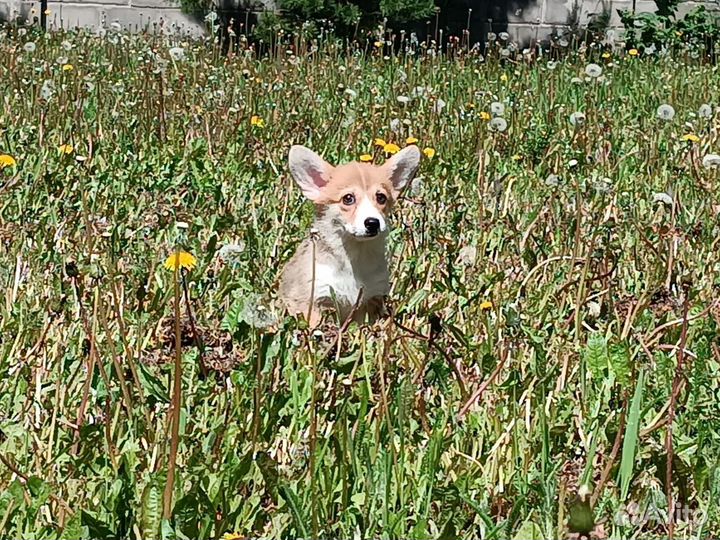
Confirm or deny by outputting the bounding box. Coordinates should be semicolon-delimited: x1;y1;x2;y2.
584;333;608;381
140;479;163;539
513;518;543;540
619;370;645;500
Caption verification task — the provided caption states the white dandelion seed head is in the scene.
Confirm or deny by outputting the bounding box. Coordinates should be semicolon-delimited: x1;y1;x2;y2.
584;63;602;78
458;245;477;265
396;95;409;105
411;86;429;98
499;31;510;41
23;41;36;53
218;242;246;263
569;111;586;126
56;55;68;65
61;40;73;51
390;118;401;133
547;60;558;70
410;176;424;196
490;101;505;116
241;294;277;329
169;46;185;61
110;21;122;31
652;192;674;206
698;104;712;119
489;117;507;132
545;174;561;187
344;88;357;100
656;104;675;121
593;177;613;194
40;79;55;100
702;153;720;169
155;60;169;75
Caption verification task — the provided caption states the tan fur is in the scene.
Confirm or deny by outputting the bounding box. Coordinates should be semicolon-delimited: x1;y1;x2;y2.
278;145;420;326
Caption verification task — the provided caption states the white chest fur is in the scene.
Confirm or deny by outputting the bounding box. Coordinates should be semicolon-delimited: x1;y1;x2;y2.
313;239;389;311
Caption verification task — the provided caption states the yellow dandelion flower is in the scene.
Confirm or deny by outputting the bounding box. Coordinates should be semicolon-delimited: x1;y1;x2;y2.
222;533;245;540
500;73;508;82
479;111;491;121
602;52;611;59
467;103;475;109
423;147;436;159
511;154;522;161
58;144;74;154
383;143;400;155
480;300;493;311
374;138;387;147
62;64;73;71
406;137;419;145
250;115;264;128
164;251;197;272
0;154;17;168
675;31;683;37
359;154;373;162
628;48;639;57
374;41;383;49
681;134;700;143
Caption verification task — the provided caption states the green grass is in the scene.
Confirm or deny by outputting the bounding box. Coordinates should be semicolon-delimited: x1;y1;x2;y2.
1;25;720;539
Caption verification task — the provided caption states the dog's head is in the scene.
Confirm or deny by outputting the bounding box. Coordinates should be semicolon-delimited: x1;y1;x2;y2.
288;145;421;240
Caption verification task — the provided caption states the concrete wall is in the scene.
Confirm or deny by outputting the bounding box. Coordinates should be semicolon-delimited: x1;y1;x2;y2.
0;0;206;34
0;0;717;40
508;0;717;44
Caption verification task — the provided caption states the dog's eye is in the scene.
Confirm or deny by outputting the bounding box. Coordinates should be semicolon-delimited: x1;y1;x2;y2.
376;193;388;205
342;194;355;205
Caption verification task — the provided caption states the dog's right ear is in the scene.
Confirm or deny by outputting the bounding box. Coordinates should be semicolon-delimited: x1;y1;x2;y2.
288;145;334;201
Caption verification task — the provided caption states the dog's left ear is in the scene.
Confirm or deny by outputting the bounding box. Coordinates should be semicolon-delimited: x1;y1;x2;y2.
384;145;421;195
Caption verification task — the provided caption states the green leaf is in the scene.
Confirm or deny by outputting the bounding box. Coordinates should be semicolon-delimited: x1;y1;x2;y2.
61;513;87;540
137;362;170;403
584;333;608;381
513;518;543;540
278;484;309;538
609;343;631;386
619;370;645;500
140;479;163;539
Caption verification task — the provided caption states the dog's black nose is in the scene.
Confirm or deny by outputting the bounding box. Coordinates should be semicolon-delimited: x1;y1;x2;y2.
364;218;380;235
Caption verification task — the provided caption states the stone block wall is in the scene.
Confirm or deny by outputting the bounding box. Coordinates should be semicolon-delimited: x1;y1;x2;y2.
508;0;716;43
0;0;205;34
0;0;717;41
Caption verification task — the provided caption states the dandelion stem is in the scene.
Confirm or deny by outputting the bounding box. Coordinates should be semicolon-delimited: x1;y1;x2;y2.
163;256;182;520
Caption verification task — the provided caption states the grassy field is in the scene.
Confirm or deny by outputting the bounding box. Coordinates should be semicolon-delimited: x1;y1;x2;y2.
1;24;720;539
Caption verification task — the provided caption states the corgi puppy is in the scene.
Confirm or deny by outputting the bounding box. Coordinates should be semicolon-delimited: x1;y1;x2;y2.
279;145;421;327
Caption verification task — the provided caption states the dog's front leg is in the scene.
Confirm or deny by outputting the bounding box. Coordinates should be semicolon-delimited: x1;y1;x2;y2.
363;296;386;323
